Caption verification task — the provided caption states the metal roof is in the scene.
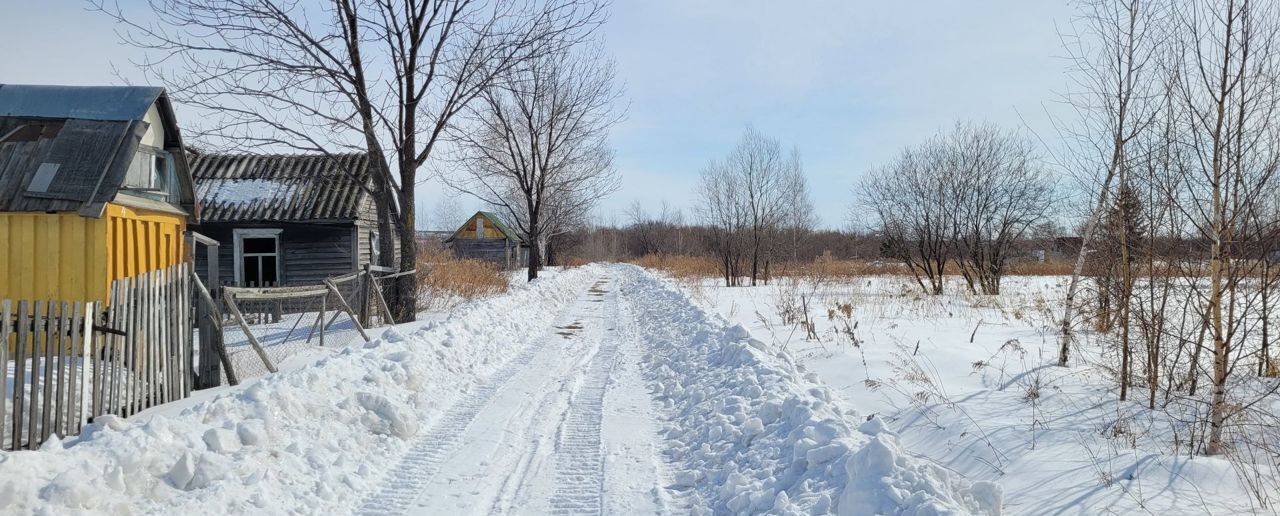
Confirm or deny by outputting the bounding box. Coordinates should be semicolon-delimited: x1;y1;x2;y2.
190;153;371;223
0;84;196;218
0;84;164;121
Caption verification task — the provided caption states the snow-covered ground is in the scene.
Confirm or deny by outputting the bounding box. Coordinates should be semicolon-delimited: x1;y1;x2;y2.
0;264;999;515
678;273;1280;515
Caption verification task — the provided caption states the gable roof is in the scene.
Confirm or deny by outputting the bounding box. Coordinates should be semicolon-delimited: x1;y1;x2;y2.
190;153;371;223
444;210;524;243
0;84;197;218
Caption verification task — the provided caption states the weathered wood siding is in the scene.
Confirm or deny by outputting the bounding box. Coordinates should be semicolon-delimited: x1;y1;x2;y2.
191;222;357;287
355;191;401;266
450;239;524;269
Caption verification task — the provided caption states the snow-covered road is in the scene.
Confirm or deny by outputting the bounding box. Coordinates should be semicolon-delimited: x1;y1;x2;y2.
0;265;1000;515
360;276;664;515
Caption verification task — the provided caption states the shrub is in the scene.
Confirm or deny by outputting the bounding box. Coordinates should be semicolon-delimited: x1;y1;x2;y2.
416;245;510;311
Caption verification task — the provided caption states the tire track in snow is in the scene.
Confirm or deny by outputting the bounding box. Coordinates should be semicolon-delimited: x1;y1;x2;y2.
356;320;555;516
549;279;619;515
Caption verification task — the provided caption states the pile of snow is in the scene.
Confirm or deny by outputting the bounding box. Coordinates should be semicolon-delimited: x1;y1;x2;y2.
623;267;1001;515
0;266;601;515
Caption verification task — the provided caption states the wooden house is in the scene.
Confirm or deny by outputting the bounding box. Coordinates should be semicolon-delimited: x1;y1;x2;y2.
0;84;198;303
188;152;396;288
444;211;527;269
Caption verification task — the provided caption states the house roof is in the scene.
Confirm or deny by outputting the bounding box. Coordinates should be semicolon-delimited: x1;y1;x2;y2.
0;84;196;218
444;210;524;243
190;153;371;223
0;85;165;121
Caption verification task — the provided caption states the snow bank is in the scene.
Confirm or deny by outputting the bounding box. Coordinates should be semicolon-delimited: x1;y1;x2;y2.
625;267;1001;515
0;266;601;515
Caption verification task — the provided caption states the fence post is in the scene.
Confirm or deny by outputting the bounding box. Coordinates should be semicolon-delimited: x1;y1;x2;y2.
222;289;278;373
359;263;371;327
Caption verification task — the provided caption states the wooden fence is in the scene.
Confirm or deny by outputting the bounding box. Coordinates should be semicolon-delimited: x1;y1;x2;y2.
1;263;194;450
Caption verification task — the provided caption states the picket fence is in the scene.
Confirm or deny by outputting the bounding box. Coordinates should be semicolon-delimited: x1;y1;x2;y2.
1;263;193;450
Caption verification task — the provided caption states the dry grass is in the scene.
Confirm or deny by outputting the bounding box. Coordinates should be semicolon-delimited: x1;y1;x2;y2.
631;254;721;279
559;256;589;268
416;246;510;311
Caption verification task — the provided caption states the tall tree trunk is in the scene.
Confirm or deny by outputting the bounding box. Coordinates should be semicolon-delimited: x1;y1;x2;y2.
1059;162;1120;366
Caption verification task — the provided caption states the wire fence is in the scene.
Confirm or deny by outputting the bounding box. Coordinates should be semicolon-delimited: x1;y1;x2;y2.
206;265;410;383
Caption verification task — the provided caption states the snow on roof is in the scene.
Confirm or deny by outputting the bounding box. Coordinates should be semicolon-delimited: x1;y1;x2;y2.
201;178;297;205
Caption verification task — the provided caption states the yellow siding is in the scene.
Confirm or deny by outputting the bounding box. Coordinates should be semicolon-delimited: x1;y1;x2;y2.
0;203;186;305
0;211;108;303
104;203;186;291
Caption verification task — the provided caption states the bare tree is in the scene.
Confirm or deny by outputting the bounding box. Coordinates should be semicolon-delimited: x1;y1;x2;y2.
859;137;956;295
1054;0;1166;366
449;43;622;281
431;195;465;232
95;0;608;318
947;122;1054;295
696;127;808;286
1166;0;1280;454
698;159;748;286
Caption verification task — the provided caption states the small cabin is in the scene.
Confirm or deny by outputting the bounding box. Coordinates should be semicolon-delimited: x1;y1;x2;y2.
445;211;527;269
188;152;396;288
0;84;198;303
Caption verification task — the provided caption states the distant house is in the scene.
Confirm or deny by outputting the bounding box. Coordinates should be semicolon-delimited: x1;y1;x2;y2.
0;84;198;303
188;152;397;288
444;211;527;269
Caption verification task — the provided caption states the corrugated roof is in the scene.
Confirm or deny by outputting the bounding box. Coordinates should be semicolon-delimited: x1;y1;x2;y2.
0;84;195;217
0;84;164;121
190;153;371;222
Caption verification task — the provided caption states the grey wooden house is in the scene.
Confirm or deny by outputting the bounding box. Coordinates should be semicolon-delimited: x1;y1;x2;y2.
188;152;394;288
445;211;527;269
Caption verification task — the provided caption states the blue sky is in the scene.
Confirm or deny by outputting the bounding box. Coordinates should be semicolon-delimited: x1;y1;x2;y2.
3;0;1076;229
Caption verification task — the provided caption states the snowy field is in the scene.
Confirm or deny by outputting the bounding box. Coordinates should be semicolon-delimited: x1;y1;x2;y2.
677;273;1280;515
0;264;1000;515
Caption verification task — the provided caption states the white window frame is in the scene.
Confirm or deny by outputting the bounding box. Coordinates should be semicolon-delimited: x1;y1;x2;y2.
234;228;283;287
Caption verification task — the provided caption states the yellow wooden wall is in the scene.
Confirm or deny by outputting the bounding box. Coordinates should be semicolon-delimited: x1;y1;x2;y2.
454;213;508;240
0;211;108;303
0;204;185;304
104;204;186;290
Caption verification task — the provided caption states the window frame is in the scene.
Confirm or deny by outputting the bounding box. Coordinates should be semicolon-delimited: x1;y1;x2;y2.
233;228;284;287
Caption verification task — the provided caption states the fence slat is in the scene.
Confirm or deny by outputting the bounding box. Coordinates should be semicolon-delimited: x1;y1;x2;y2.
52;302;67;438
125;275;138;417
0;300;10;448
72;302;86;434
0;262;206;449
12;301;27;450
91;301;102;420
29;300;45;449
40;301;57;443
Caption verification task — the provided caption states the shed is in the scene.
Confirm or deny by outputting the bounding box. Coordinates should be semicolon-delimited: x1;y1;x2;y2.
188;152;396;288
444;211;527;269
0;84;197;303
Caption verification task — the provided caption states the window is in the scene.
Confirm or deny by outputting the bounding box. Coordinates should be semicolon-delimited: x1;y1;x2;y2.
370;232;380;266
234;229;282;287
123;147;172;191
